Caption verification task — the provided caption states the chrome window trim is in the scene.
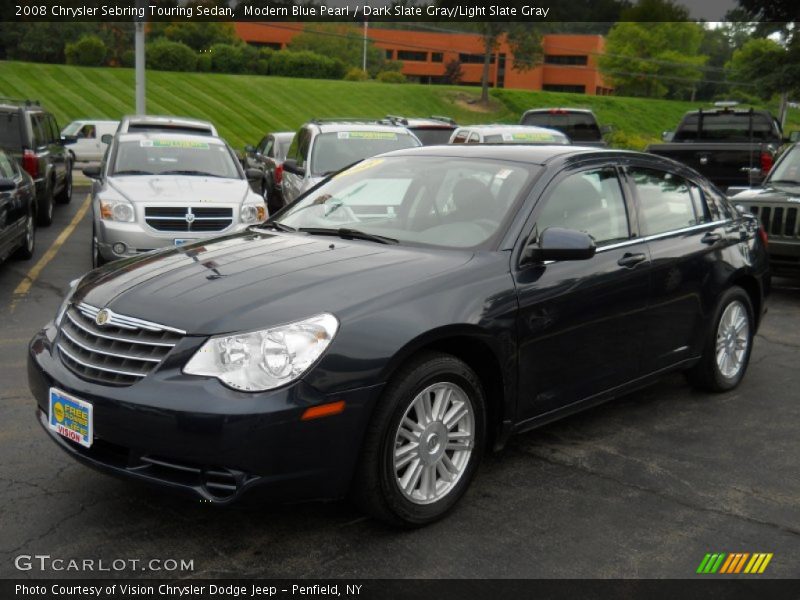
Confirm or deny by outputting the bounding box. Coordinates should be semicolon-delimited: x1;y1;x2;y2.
595;219;731;253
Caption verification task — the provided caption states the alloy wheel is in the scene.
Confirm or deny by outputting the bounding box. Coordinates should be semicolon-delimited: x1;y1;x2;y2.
715;300;750;379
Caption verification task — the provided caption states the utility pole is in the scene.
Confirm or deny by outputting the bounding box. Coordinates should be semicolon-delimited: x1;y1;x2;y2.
362;18;368;73
134;0;146;114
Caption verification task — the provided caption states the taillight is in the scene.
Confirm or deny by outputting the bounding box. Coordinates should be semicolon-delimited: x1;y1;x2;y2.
758;226;768;248
22;149;38;179
275;163;283;185
760;150;773;175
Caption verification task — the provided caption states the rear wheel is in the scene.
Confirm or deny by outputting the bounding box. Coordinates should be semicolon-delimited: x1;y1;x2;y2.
12;207;35;260
55;163;73;204
36;182;54;227
685;286;753;392
352;352;485;527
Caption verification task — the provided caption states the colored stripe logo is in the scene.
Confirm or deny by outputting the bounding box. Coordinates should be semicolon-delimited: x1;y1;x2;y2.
697;553;773;574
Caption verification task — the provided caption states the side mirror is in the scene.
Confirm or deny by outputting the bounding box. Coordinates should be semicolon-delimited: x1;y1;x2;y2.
283;158;305;177
789;131;800;143
662;131;674;142
522;227;596;264
0;177;16;192
61;135;78;145
82;165;102;179
245;168;262;180
101;134;113;145
600;124;613;136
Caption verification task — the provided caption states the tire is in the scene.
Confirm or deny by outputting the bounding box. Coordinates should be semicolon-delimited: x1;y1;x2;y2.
91;222;106;268
352;351;486;527
12;206;35;260
36;182;54;227
685;286;754;392
55;163;72;204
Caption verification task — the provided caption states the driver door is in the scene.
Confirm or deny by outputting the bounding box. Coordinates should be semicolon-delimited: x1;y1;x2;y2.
513;165;651;420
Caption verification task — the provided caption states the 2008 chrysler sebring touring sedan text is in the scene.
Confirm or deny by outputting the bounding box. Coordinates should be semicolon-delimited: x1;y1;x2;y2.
28;145;769;526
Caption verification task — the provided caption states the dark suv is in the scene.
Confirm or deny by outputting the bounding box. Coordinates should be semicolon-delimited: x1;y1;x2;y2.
0;99;74;226
520;108;610;147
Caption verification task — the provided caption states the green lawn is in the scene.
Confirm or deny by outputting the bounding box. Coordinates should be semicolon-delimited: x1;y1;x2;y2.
1;60;797;150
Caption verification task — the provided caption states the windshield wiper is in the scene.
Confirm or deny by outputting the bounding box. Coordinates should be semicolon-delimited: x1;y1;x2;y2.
259;220;296;232
299;227;398;245
159;170;223;178
113;169;154;176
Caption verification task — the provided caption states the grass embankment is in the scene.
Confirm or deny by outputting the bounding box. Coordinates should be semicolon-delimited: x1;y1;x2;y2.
1;60;797;150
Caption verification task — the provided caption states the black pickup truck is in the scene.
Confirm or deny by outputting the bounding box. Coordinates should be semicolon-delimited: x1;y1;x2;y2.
646;106;785;191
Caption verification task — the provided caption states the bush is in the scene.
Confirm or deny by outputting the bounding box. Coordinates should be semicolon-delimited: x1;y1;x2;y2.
65;35;107;67
270;50;345;80
196;53;212;72
606;129;656;151
376;70;406;84
120;49;135;68
252;47;274;75
344;68;369;82
209;43;246;73
146;38;197;72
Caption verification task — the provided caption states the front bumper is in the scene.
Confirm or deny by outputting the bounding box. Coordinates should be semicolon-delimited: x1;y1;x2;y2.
28;323;382;504
767;241;800;277
95;219;254;262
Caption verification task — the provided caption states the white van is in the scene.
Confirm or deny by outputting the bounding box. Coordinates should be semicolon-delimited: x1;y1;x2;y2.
61;120;119;162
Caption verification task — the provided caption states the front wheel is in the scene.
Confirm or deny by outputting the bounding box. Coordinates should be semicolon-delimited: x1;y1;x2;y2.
36;182;54;227
685;286;754;392
352;352;485;527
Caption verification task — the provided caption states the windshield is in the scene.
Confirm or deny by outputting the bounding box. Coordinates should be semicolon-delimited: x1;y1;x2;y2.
768;146;800;184
276;137;292;160
61;121;83;136
276;156;538;249
411;128;456;145
673;113;779;142
309;131;420;176
520;112;600;142
112;138;240;178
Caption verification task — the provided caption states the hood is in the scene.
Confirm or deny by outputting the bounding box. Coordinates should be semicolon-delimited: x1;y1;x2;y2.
729;183;800;204
108;175;250;204
75;231;473;335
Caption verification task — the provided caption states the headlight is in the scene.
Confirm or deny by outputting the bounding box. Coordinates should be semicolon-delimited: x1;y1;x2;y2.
55;278;81;327
183;313;339;391
241;202;267;224
99;198;135;222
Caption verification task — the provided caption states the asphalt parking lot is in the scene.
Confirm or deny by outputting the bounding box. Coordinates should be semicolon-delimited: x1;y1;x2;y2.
0;179;798;579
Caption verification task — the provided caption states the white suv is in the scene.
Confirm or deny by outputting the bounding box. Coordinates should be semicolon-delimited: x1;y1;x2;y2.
83;131;266;267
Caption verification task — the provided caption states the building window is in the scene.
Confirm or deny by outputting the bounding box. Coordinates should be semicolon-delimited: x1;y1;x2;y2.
542;84;586;94
397;50;428;62
544;55;589;66
385;49;394;60
459;53;494;64
431;52;443;63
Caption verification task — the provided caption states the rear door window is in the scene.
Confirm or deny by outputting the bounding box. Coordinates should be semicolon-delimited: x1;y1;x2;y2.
451;130;469;144
629;168;708;235
673;113;778;142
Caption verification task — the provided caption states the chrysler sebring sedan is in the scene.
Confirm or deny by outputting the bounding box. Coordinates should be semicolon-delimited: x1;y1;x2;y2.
29;145;769;526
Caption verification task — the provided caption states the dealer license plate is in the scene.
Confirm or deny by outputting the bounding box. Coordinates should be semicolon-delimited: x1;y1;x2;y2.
174;238;197;246
48;387;93;448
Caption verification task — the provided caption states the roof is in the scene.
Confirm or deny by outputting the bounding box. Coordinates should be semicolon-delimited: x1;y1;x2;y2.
379;144;634;164
521;108;597;116
272;131;295;139
308;120;414;134
384;115;457;128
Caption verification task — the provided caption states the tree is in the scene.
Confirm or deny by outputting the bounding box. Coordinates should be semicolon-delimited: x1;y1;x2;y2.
148;22;237;52
599;21;707;98
442;59;464;85
65;35;107;67
726;38;793;100
289;23;389;77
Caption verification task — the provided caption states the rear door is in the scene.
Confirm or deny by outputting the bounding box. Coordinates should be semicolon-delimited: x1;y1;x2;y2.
0;150;21;250
514;163;651;419
625;163;729;373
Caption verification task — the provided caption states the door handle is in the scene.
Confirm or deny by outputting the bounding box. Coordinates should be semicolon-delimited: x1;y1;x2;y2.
617;252;647;268
701;232;722;244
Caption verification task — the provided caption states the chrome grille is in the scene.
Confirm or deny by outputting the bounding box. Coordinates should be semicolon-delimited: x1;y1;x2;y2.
57;303;185;386
144;206;233;233
747;204;800;239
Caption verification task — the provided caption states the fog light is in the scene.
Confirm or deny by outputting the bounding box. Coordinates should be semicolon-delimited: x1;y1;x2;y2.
112;242;127;255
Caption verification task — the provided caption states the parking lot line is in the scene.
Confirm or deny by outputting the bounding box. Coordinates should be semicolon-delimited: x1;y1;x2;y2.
11;194;92;309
